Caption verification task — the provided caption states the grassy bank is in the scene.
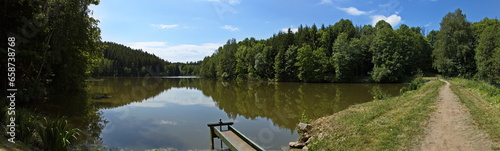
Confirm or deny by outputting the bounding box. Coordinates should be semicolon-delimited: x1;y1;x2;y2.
307;80;444;150
1;108;81;151
449;78;500;149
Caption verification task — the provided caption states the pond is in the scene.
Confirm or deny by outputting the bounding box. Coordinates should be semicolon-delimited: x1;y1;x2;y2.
83;77;405;150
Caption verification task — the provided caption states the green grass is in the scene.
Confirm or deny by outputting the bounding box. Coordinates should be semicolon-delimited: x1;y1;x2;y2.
308;80;444;151
1;108;81;151
449;78;500;149
38;117;81;151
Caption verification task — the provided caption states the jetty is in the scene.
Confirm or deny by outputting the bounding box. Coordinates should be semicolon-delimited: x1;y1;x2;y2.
207;120;266;151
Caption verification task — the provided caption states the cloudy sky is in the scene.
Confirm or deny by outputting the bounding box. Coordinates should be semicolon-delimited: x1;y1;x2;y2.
90;0;499;63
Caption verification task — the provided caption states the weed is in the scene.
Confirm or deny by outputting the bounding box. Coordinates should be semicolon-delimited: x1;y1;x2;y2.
300;111;311;124
38;117;81;151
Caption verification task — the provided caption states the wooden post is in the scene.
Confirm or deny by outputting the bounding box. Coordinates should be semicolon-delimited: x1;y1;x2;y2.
207;120;234;150
209;126;214;150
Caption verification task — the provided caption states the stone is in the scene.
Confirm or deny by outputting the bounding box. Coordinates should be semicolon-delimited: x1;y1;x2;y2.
289;142;306;148
302;146;309;151
298;134;310;143
298;123;312;132
305;137;312;145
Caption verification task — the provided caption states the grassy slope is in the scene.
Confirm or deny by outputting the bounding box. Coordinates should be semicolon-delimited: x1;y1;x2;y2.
308;80;444;150
449;78;500;149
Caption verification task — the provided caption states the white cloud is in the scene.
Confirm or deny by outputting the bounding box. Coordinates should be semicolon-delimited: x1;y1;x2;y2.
155;120;178;125
129;42;167;48
220;25;239;31
129;102;165;108
155;88;216;107
370;14;402;27
281;26;298;33
208;0;241;5
128;42;223;62
320;0;333;4
425;22;431;27
152;24;179;29
338;7;370;16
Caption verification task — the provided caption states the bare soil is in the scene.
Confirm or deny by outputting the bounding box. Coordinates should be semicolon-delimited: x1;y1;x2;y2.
417;79;494;151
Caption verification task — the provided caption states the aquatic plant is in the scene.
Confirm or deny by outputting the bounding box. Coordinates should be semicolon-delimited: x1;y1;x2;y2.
38;117;81;151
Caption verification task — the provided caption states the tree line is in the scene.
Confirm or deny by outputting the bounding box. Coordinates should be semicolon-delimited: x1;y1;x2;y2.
198;9;499;84
91;42;199;77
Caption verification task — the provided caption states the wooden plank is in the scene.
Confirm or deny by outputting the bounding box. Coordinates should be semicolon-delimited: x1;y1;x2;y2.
220;130;257;151
229;126;266;151
208;120;265;151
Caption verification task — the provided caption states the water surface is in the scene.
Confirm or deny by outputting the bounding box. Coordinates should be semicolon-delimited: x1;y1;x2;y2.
86;77;405;150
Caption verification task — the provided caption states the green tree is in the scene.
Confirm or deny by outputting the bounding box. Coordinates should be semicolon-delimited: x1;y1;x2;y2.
284;45;300;81
332;32;353;81
475;19;500;83
1;0;103;102
432;9;476;77
427;30;439;49
296;44;317;82
371;23;404;82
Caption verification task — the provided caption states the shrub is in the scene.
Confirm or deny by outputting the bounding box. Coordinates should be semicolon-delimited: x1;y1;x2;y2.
400;77;425;94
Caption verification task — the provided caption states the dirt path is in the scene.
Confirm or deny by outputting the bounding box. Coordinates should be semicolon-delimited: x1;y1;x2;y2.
418;79;493;151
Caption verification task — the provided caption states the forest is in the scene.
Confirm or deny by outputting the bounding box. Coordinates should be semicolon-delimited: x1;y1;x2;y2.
91;42;199;77
198;9;500;84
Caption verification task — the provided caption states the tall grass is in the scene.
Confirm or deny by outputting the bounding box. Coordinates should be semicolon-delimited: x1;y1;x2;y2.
16;108;39;144
2;108;82;151
461;79;500;105
308;80;444;150
450;78;500;149
38;117;81;151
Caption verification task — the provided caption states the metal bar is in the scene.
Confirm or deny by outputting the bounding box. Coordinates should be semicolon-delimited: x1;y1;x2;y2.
207;122;234;127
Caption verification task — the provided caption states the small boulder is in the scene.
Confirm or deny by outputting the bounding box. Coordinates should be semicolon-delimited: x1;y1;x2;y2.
298;133;311;143
305;137;312;145
289;142;306;148
298;123;312;132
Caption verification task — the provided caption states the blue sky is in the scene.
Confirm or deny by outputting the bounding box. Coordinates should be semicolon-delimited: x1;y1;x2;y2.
90;0;499;63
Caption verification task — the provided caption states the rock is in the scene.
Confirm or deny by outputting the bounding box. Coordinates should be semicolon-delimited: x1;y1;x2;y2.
305;137;312;145
298;123;312;132
302;146;309;151
298;133;310;143
289;142;306;148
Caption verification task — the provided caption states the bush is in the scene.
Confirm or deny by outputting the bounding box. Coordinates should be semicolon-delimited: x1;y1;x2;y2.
372;86;389;100
400;77;425;94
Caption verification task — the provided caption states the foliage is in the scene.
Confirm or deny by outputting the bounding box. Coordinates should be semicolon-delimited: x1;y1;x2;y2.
197;9;496;83
432;9;476;78
38;117;81;151
300;111;312;124
371;86;389;100
198;19;435;83
15;109;39;144
1;0;102;103
400;77;426;94
371;25;404;82
91;42;168;77
474;18;500;83
460;79;500;105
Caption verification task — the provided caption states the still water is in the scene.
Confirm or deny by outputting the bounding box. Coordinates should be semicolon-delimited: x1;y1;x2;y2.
86;77;405;150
